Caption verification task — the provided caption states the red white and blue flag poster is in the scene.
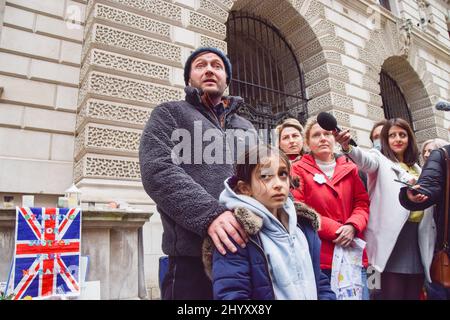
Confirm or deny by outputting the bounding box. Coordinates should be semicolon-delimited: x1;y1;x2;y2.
6;207;82;300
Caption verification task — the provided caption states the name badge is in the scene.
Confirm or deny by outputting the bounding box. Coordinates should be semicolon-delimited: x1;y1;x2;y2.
313;173;327;185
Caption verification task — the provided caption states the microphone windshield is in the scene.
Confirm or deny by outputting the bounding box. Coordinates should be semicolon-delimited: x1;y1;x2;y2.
435;101;450;111
317;112;337;131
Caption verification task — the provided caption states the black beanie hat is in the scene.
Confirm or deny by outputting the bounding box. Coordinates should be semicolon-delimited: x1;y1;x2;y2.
184;47;232;86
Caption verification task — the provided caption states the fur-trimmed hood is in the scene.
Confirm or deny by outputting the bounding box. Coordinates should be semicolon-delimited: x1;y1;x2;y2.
202;202;321;280
293;201;321;231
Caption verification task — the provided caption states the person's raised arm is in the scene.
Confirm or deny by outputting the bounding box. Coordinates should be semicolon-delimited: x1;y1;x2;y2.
333;130;380;174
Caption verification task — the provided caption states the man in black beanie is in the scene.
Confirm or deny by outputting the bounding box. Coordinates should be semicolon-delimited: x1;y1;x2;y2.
139;47;256;299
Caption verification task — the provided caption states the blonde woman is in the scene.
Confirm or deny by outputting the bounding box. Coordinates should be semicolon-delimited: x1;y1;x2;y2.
291;118;370;299
421;138;448;163
276;118;304;164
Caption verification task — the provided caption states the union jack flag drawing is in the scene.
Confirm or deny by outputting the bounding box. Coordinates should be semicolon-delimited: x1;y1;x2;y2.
6;207;82;300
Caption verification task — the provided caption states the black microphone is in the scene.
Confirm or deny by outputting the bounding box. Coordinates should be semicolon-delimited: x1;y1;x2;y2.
317;112;357;146
435;101;450;112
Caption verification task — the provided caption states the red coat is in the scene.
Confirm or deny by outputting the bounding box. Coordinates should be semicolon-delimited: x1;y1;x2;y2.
291;154;370;270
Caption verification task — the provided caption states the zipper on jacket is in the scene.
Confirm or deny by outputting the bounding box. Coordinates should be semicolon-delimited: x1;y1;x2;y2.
222;101;240;129
188;90;225;132
249;235;277;299
198;105;224;132
210;102;237;131
204;97;240;131
171;260;177;300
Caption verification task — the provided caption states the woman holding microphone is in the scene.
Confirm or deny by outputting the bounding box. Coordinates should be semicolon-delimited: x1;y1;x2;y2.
334;117;435;300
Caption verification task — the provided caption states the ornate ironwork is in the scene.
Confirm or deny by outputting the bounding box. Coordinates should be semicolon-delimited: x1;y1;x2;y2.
380;70;413;128
226;11;308;137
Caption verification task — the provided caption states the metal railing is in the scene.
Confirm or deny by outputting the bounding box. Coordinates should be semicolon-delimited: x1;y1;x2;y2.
226;11;308;132
380;70;413;127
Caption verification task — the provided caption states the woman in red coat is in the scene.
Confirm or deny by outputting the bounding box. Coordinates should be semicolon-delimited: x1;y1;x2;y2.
291;118;370;299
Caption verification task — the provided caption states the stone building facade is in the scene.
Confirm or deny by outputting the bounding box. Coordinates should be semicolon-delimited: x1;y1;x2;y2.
0;0;449;299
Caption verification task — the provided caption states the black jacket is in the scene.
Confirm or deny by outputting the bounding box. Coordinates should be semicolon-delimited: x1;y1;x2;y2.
139;87;255;256
399;144;450;248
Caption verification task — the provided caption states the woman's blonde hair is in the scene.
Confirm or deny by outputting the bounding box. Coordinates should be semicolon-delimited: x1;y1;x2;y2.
303;117;319;147
275;118;304;155
421;138;448;158
275;118;304;142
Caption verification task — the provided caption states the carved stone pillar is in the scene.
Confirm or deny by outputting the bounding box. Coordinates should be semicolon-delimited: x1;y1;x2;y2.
75;0;185;206
75;0;231;207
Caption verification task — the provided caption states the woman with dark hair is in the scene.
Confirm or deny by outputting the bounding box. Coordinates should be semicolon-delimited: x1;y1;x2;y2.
334;118;436;300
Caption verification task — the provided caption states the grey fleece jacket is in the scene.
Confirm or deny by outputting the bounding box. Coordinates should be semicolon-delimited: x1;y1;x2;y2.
139;86;255;257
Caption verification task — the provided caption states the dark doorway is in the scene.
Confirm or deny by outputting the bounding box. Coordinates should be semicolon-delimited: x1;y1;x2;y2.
380;70;413;127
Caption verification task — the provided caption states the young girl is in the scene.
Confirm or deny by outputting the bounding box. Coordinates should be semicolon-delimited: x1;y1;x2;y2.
202;144;335;300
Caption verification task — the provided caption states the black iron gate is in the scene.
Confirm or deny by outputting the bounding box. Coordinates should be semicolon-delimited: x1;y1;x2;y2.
226;12;308;135
380;70;413;127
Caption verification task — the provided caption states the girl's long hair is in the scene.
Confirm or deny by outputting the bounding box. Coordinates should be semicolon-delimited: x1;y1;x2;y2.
380;118;419;167
229;144;291;190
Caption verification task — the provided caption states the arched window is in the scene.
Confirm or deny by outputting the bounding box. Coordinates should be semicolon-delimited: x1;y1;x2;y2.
380;70;413;127
446;14;450;38
379;0;391;11
226;12;308;132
